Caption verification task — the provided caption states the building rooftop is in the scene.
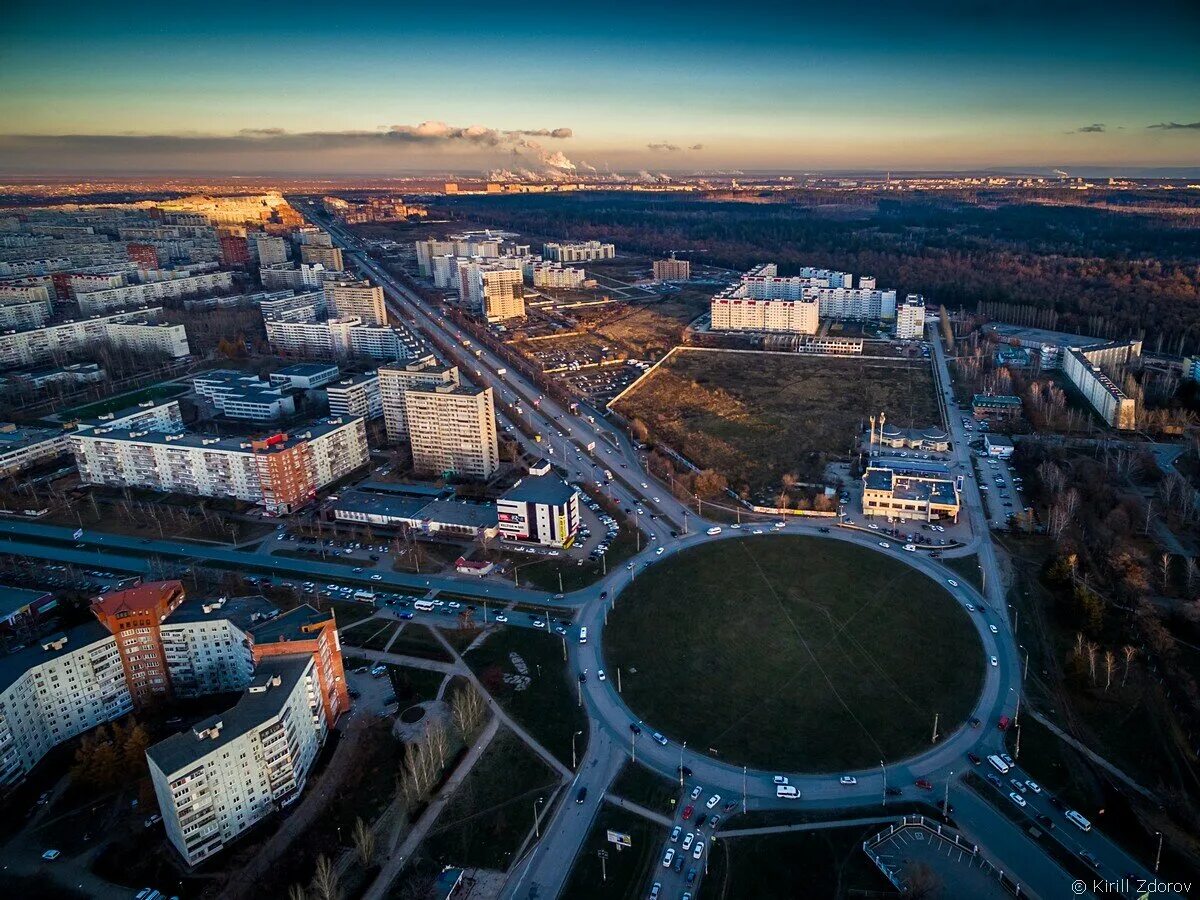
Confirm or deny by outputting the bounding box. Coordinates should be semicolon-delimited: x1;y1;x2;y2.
146;656;310;776
327;371;379;389
0;422;68;453
273;362;340;377
0;584;53;622
416;499;499;529
983;323;1110;350
0;619;112;693
985;434;1015;449
356;480;452;499
166;593;280;632
249;603;332;645
502;473;577;506
92;580;183;618
879;424;948;442
78;416;360;454
971;394;1022;407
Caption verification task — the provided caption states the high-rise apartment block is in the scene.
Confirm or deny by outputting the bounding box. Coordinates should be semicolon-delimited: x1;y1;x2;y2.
326;372;382;420
653;257;691;281
265;316;421;362
405;383;499;478
326;280;386;326
711;263;897;334
0;308;190;369
459;262;525;321
378;355;459;441
543;241;615;262
532;262;587;289
75;271;235;315
894;294;926;339
251;233;290;267
125;243;161;269
299;244;344;271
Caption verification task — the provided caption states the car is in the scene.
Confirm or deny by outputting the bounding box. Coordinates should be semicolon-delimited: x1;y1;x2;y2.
903;544;917;552
1080;850;1101;869
879;541;891;549
1035;813;1055;829
776;784;800;799
662;848;675;867
681;832;694;850
1000;753;1014;767
1009;791;1027;808
371;574;382;581
706;526;722;536
693;840;705;859
752;528;764;535
576;787;588;803
42;849;60;860
37;791;51;805
915;779;933;791
578;671;587;683
655;547;664;555
399;611;414;620
839;775;857;786
598;669;606;681
630;723;642;735
649;885;661;900
946;579;959;587
686;867;697;885
868;523;879;530
969;717;981;728
990;656;998;667
670;826;681;843
709;815;720;829
773;775;789;785
985;773;1004;789
690;786;702;800
1010;778;1026;794
653;732;668;746
681;804;695;821
1025;779;1041;793
673;855;684;873
965;603;975;611
678;765;693;778
494;614;508;623
533;620;546;628
695;813;708;828
967;752;982;765
706;794;720;809
989;624;999;634
144;813;162;827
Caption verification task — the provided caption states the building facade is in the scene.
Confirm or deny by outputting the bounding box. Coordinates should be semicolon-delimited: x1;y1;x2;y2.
497;474;580;547
406;383;499;478
894;294;926;340
326;280;386;327
653;257;691;281
378;355;460;442
326;372;382;420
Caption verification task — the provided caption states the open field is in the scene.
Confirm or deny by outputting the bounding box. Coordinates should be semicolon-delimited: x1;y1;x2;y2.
605;535;983;771
589;296;712;359
59;383;189;420
614;349;939;492
559;804;667;900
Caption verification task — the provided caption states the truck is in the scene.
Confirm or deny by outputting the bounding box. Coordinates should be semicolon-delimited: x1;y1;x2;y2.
497;367;507;376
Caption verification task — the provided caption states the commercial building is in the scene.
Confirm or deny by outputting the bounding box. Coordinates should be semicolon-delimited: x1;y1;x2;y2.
894;294;926;340
984;434;1015;459
406;384;500;478
70;416;368;514
0;585;57;631
0;308;190;369
326;372;382;420
872;421;951;453
971;394;1023;420
497;473;580;547
193;371;296;422
543;241;615;262
862;458;960;523
653;257;691;281
147;657;327;866
269;362;340;390
326;280;386;327
379;355;460;441
331;485;499;540
76;271;235;314
299;244;344;271
265;316;422;362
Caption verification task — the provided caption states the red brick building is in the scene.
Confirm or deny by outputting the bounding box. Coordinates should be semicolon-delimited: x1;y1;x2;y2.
126;243;160;269
90;581;186;706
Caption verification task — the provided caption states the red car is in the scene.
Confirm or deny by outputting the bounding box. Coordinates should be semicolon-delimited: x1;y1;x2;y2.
915;779;934;791
681;804;695;821
997;715;1011;731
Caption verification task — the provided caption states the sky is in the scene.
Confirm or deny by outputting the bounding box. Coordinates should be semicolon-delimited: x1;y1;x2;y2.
0;0;1198;176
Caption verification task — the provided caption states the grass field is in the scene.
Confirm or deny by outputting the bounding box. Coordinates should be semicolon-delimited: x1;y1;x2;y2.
466;626;589;767
386;623;453;662
611;760;683;815
61;383;188;419
420;727;561;870
614;349;939;492
559;805;668;900
604;535;983;771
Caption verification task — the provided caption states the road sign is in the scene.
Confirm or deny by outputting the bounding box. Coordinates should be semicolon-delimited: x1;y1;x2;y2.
606;830;632;851
73;528;83;540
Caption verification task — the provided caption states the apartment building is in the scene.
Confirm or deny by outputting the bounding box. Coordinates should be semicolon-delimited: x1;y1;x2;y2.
543;241;615;262
406;383;499;478
250;233;289;267
653;257;691;281
459;263;525;321
862;458;960;523
415;234;516;276
0;308;191;369
74;397;185;435
894;294;926;340
531;262;587;290
147;657;327;866
497;473;580;547
378;355;460;441
219;235;251;269
90;582;187;706
70;416;368;514
76;271;235;314
1062;340;1141;430
326;372;382;420
299;244;344;271
260;263;331;292
265;316;421;362
258;289;327;323
0;423;72;478
193;371;296;422
126;243;161;269
326;280;386;327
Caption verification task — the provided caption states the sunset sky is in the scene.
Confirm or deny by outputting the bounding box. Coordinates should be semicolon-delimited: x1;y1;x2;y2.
1;0;1198;175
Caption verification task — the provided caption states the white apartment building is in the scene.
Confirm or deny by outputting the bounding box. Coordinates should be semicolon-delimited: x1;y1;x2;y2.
70;416;368;514
326;280;386;327
0;297;54;330
251;233;289;267
459;262;525;321
193;371;296;422
264;317;421;362
259;263;332;292
0;281;54;306
415;235;514;276
76;271;235;314
258;289;327;323
378;355;460;441
147;657;327;866
0;308;190;369
543;241;615;262
1062;341;1141;430
532;262;587;289
0;623;131;788
0;423;70;478
326;372;382;420
405;383;499;478
75;397;185;434
894;294;927;340
710;263;896;334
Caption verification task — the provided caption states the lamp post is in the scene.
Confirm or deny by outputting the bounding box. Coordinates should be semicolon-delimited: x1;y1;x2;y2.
533;796;546;838
572;730;583;769
881;760;887;805
679;741;687;786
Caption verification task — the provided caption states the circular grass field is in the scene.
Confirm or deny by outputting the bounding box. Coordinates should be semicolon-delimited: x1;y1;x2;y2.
604;535;984;772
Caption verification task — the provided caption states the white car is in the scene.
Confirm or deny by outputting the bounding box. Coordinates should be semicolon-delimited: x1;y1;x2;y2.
656;547;664;555
752;529;764;535
773;775;789;785
706;794;720;809
1025;779;1041;793
690;786;702;800
494;614;508;623
681;832;694;851
990;656;999;667
989;625;999;634
598;670;606;681
1008;791;1027;808
879;542;891;549
903;544;916;552
371;574;382;581
946;579;959;587
533;620;546;628
868;523;879;530
706;526;722;536
839;775;857;786
42;849;60;860
662;848;675;867
693;840;705;859
670;826;681;843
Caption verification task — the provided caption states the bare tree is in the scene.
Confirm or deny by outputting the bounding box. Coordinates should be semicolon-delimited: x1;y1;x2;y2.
903;861;943;899
288;885;308;900
1086;640;1098;686
352;816;376;868
1121;645;1137;685
1160;552;1173;592
310;855;342;900
1185;558;1199;598
451;682;487;739
1104;649;1115;691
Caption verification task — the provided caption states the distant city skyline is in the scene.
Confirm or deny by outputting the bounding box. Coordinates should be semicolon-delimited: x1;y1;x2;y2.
1;0;1198;176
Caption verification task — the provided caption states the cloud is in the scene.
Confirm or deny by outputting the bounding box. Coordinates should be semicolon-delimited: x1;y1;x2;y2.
689;144;705;151
1071;123;1106;133
1147;121;1200;130
647;142;681;152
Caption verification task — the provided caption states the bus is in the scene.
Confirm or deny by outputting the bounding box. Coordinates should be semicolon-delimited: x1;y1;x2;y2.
414;600;435;612
987;755;1010;774
1065;810;1092;832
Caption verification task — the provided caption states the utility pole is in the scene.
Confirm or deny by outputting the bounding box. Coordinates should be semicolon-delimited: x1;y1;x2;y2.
931;713;940;744
1155;831;1163;874
1014;723;1021;759
679;742;687;786
881;760;887;805
562;634;567;661
742;766;747;814
558;571;564;593
602;552;607;575
943;772;952;818
534;797;545;838
636;530;640;552
631;728;636;763
572;730;583;769
598;849;608;881
617;668;622;693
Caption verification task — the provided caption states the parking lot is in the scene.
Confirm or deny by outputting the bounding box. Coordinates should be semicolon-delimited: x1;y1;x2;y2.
972;451;1025;528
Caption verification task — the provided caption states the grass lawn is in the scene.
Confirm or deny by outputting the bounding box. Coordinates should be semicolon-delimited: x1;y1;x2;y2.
420;727;561;870
943;553;984;591
611;760;683;816
61;383;188;419
702;823;897;900
388;664;449;704
605;535;983;771
466;626;589;768
614;349;939;492
329;599;376;627
387;624;453;662
559;804;668;900
340;618;393;649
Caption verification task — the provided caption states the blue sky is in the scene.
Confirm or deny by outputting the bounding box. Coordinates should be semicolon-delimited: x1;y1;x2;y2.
1;0;1198;174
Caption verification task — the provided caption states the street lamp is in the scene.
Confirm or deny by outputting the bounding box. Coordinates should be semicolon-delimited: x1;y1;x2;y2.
880;760;887;805
572;730;583;769
534;796;545;839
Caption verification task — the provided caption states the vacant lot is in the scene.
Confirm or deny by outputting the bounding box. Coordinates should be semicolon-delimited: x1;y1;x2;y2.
605;536;983;771
559;805;668;900
614;349;939;492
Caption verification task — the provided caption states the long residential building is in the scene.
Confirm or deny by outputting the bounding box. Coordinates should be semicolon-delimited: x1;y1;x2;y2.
70;416;369;514
76;271;235;314
265;316;422;362
531;262;587;290
299;244;344;271
711;263;897;334
1062;339;1141;430
379;355;460;441
543;241;614;262
0;307;190;369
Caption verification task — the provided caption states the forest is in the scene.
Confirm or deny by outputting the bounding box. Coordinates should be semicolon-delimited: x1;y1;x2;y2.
443;189;1200;354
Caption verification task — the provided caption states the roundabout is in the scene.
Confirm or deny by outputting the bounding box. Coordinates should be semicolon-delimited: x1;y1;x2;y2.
602;534;985;772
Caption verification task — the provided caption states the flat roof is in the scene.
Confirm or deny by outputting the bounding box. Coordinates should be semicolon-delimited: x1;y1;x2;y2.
971;394;1022;407
78;416;359;454
249;603;332;644
0;423;67;453
502;473;576;507
984;323;1109;350
333;490;497;529
273;362;340;376
166;593;279;632
0;584;53;619
147;656;310;776
0;619;112;693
